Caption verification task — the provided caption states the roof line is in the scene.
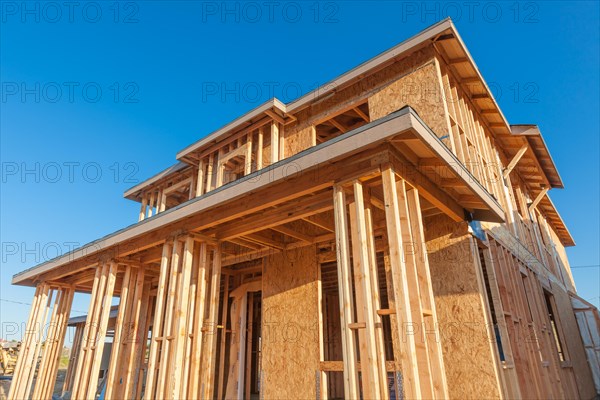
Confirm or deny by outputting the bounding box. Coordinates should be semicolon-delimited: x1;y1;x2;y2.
13;107;504;285
287;18;454;113
174;19;457;163
123;161;189;199
510;124;564;188
154;18;516;197
544;193;575;246
175;98;286;160
445;18;512;131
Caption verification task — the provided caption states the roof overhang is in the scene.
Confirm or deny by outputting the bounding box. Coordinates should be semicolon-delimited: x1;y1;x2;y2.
537;193;575;247
503;125;570;246
13;107;504;286
175;18;514;170
509;124;563;188
124;161;189;200
176;98;288;163
286;18;512;137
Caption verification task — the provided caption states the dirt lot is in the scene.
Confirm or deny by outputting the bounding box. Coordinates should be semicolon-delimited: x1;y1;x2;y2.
0;369;67;400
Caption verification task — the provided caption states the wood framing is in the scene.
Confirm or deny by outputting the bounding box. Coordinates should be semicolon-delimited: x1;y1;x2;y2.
9;19;596;400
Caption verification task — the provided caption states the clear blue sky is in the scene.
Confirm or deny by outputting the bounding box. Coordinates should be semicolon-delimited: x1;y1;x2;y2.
1;1;599;341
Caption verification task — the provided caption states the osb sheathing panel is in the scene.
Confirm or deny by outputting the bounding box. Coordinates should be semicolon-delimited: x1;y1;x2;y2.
367;55;447;138
284;46;439;155
261;246;320;399
553;287;597;399
263;134;273;166
424;214;501;399
284;124;314;157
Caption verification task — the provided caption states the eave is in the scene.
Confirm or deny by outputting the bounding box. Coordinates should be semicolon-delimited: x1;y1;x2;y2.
509;124;564;189
13;107;504;287
538;193;575;247
124;162;190;201
175;98;289;164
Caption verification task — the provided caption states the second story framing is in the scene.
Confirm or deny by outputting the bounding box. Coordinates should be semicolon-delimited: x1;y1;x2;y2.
123;18;574;291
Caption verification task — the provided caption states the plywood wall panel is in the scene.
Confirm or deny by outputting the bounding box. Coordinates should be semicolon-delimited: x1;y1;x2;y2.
262;246;320;399
554;288;597;399
287;47;438;134
367;57;448;140
285;124;315;157
424;214;502;399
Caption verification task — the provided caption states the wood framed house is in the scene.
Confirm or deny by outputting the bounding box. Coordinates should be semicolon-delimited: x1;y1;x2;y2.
9;19;599;400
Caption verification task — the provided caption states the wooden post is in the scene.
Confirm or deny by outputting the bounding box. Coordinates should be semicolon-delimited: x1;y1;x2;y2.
317;259;328;400
270;121;279;163
224;287;250;399
406;187;449;398
364;195;390;399
348;180;383;400
156;239;183;398
31;287;60;399
147;192;155;218
257;128;264;170
187;243;209;399
332;185;359;398
39;287;75;400
139;195;148;221
85;262;117;399
396;180;435;399
105;265;132;399
15;285;54;399
112;267;139;399
196;159;206;197
216;276;230;400
7;285;41;400
121;268;146;399
159;189;166;213
22;287;53;400
135;283;153;398
200;245;222;399
145;241;173;399
69;266;97;398
72;265;107;399
216;149;225;188
245;133;253;176
279;123;285;160
170;237;194;399
205;153;214;193
181;250;199;397
48;288;74;398
63;322;84;394
245;293;255;399
381;165;421;399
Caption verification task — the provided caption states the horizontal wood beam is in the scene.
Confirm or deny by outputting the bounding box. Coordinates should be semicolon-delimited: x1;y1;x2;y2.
264;109;286;125
269;225;314;243
302;214;335;232
216;192;333;240
319;360;396;372
388;148;465;222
